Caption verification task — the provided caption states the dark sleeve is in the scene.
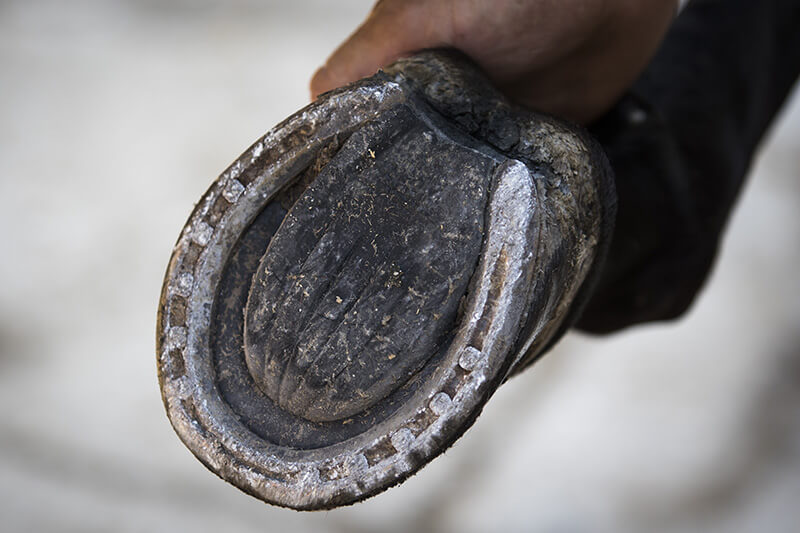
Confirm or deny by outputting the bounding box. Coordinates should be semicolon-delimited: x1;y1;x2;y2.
577;0;800;333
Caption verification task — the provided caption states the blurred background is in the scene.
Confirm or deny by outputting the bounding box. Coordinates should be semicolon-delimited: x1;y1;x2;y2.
1;1;799;531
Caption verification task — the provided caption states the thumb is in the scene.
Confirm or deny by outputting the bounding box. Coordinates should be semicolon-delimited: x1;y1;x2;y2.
310;0;451;99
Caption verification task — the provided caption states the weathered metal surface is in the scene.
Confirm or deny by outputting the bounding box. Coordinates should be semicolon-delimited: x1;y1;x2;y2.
156;50;615;510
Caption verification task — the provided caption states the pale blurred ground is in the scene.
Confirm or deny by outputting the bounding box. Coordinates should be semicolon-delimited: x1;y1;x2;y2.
1;1;799;532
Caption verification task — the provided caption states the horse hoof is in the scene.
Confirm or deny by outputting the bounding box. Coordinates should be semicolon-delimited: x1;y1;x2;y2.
156;50;614;510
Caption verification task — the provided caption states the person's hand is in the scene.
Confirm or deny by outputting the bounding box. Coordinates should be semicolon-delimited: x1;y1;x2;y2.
310;0;676;123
